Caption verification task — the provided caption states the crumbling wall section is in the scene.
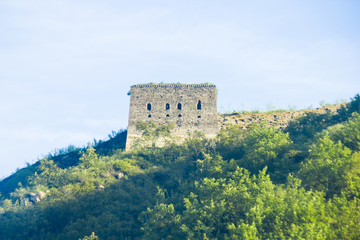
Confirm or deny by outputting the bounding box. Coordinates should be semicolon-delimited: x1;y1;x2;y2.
219;104;344;130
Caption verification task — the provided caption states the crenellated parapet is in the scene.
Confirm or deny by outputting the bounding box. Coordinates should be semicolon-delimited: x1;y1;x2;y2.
130;83;216;89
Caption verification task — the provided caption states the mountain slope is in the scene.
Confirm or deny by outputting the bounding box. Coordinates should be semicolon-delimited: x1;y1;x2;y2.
0;130;127;197
0;94;359;240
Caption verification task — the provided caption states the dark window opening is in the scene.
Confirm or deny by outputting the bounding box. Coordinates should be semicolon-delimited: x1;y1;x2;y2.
166;114;170;117
166;103;170;110
177;103;182;110
198;115;201;118
197;100;202;110
147;103;151;111
148;114;151;118
178;114;182;117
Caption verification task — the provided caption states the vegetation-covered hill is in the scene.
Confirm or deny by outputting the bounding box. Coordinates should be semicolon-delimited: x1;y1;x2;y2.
0;95;360;240
0;130;127;197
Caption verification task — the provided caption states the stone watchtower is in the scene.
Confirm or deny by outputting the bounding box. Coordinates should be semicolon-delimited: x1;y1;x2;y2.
125;83;219;150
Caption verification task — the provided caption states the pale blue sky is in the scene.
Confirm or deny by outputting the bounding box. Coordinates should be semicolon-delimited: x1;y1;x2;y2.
0;0;359;178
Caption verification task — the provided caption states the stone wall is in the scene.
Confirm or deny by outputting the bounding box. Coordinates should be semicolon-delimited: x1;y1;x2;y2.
126;83;345;150
219;104;345;130
126;84;219;150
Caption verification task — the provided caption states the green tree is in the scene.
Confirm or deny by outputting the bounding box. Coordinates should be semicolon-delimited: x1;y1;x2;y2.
240;124;294;182
30;158;66;188
142;168;332;239
140;203;182;239
336;93;360;121
181;131;216;161
216;124;245;160
329;112;360;151
298;135;353;197
327;196;360;239
79;147;99;169
285;112;333;147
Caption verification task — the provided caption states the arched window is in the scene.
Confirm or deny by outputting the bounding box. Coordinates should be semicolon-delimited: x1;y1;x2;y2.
178;114;182;117
197;100;201;110
148;114;151;118
166;103;170;110
177;103;182;110
147;103;151;111
166;114;170;117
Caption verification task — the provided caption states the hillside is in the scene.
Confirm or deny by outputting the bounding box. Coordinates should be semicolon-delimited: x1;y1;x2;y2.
0;94;360;239
0;130;127;197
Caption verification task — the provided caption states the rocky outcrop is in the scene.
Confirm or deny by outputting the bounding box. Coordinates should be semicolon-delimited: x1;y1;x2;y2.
115;172;124;179
26;191;47;203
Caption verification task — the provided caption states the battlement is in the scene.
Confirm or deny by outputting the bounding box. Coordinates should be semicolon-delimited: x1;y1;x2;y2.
126;83;219;150
130;83;216;89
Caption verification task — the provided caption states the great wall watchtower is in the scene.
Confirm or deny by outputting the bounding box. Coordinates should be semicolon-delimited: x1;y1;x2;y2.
125;83;219;150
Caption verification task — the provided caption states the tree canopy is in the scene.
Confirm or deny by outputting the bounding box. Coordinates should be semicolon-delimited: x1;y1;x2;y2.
1;95;360;239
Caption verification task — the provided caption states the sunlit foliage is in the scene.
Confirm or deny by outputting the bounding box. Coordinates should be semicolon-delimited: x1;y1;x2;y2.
0;94;360;239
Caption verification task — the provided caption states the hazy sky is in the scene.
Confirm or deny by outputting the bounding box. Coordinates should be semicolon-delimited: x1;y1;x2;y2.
0;0;359;178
